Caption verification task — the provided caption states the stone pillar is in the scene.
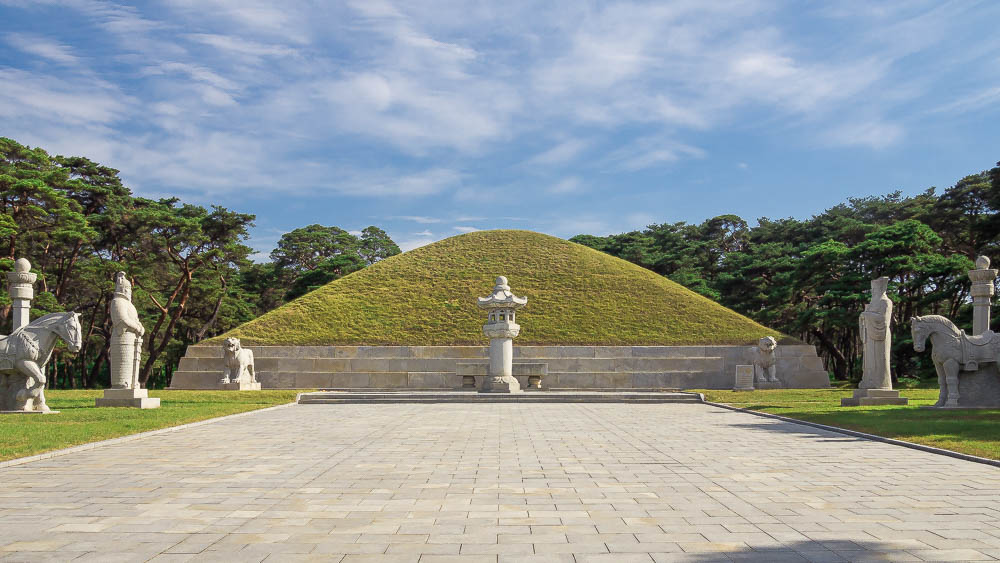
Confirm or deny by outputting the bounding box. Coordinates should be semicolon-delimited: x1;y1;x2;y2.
6;258;36;331
477;276;527;393
489;337;514;379
969;255;997;336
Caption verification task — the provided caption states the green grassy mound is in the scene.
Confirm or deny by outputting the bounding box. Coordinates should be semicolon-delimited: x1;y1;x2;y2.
221;230;788;346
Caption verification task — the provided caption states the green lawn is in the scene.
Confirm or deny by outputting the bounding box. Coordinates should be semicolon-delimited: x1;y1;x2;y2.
0;390;301;462
697;388;1000;461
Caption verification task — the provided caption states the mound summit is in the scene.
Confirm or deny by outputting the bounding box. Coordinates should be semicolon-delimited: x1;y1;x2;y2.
222;230;784;346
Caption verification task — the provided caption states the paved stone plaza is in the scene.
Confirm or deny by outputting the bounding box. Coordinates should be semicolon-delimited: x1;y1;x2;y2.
1;404;999;562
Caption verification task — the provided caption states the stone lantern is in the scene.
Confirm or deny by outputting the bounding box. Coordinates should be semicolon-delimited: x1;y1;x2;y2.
6;258;37;331
477;276;527;393
968;255;997;336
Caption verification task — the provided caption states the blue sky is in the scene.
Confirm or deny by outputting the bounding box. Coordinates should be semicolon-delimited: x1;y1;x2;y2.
2;1;999;256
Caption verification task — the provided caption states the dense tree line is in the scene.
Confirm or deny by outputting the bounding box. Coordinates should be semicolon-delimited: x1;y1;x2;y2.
0;137;399;388
5;134;997;387
572;163;1000;382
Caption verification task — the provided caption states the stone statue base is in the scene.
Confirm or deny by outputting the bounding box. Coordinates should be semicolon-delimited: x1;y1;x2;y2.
95;388;161;409
219;380;261;391
840;388;908;407
929;365;1000;408
480;374;522;393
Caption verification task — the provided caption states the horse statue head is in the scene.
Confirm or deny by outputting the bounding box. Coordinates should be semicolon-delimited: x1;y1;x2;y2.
911;314;960;353
28;311;83;354
911;316;928;352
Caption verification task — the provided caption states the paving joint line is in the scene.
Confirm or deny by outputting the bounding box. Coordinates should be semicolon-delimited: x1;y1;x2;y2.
0;401;298;469
704;400;1000;469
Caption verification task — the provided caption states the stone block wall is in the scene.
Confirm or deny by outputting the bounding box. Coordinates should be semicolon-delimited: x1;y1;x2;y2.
169;344;830;390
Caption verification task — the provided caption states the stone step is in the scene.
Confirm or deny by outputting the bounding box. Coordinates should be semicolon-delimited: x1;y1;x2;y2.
296;391;704;404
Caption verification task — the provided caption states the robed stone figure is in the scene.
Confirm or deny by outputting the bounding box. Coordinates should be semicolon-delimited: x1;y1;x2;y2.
859;276;892;390
110;272;145;389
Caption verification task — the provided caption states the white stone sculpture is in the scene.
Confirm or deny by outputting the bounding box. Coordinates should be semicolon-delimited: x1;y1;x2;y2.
96;272;159;408
911;315;1000;407
110;272;144;389
6;258;36;332
968;255;997;336
220;337;259;390
0;312;81;412
752;336;779;384
843;277;907;406
477;276;527;393
859;276;892;390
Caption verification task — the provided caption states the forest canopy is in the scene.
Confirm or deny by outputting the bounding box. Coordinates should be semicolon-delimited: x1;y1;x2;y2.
571;165;1000;382
0;137;400;388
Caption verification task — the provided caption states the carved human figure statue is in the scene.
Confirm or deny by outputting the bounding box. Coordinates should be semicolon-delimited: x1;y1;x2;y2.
859;276;893;389
110;272;145;389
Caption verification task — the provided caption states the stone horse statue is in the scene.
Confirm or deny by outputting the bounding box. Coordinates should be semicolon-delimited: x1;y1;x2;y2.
910;314;1000;407
0;312;82;412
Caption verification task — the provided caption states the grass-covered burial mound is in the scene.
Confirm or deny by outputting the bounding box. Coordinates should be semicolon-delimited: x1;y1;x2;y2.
221;230;784;346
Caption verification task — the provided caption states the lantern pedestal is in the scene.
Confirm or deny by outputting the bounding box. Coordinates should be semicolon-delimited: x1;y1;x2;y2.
481;325;521;393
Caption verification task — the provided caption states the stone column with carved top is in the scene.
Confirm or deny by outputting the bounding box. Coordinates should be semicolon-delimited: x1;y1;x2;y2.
477;276;527;393
969;255;997;336
6;258;36;332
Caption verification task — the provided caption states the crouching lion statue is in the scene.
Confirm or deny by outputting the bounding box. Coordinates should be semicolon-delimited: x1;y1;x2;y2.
753;336;779;384
221;337;256;385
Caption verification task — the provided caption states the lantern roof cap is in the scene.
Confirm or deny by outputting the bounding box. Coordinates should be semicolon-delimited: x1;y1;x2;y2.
477;276;527;309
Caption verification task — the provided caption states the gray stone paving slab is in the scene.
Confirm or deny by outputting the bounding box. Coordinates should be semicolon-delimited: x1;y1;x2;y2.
1;403;999;562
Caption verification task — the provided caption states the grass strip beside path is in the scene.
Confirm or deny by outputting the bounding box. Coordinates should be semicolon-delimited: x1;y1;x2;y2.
1;390;302;462
697;388;1000;461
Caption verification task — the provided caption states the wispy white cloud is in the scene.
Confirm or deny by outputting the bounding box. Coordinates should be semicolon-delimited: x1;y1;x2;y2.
527;139;590;166
0;68;129;126
394;216;442;224
823;120;904;150
334;167;462;197
453;226;479;233
928;86;1000;116
3;32;80;64
185;33;298;59
604;137;706;172
548;177;582;195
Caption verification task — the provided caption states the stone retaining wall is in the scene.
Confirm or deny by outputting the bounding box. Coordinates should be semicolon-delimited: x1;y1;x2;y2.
169;344;830;390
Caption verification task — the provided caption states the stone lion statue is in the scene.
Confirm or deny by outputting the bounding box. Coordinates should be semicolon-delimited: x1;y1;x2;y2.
221;337;256;385
752;336;779;384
